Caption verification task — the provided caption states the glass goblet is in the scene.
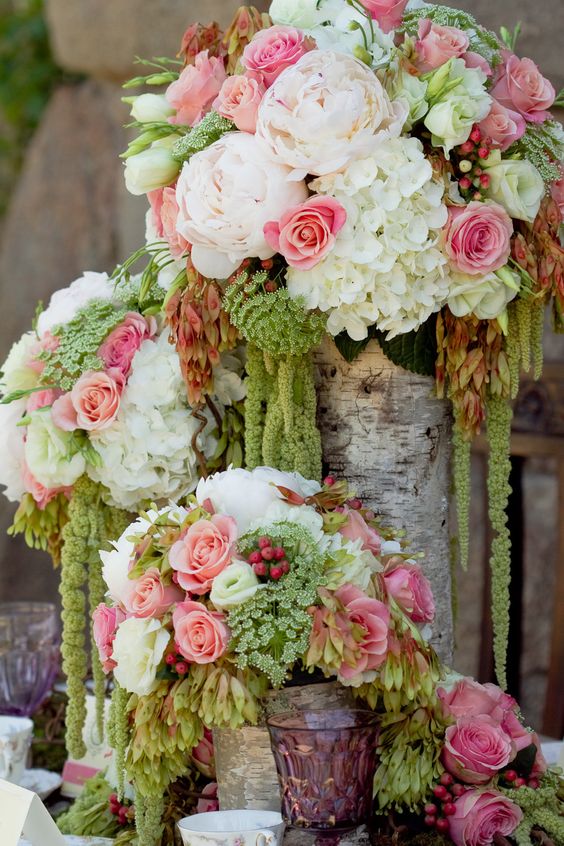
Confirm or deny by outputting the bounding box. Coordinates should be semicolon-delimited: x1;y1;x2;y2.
267;708;380;846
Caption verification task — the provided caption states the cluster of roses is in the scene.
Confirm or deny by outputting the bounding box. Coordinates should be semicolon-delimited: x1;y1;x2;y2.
124;0;563;344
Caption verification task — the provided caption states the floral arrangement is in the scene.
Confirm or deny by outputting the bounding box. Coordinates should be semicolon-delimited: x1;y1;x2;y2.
94;467;562;846
116;0;564;691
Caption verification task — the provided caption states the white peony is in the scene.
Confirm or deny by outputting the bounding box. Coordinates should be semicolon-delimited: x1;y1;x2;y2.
130;93;174;124
89;331;214;509
210;561;261;610
424;59;491;154
25;410;86;488
196;466;321;535
124;136;180;196
287;136;449;340
307;6;395;68
112;617;170;696
175;131;308;278
256;51;406;180
483;154;545;223
269;0;329;28
447;268;520;320
37;272;117;337
0;399;26;502
1;332;39;394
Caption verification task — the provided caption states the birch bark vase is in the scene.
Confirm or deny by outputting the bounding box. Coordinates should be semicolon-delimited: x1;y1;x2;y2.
315;337;454;664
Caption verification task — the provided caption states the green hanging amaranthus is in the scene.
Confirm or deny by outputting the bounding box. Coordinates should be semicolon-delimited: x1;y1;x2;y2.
452;420;471;572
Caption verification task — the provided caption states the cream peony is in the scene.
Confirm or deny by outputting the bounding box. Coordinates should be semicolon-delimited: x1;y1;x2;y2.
255;50;406;179
447;268;520;320
25;410;86;488
482;153;545;223
287;137;449;340
37;272;117;336
0;399;27;502
175;131;308;278
1;332;39;394
112;617;169;696
210;561;262;610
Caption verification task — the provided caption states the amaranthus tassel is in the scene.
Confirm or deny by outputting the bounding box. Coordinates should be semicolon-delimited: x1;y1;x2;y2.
452;420;471;571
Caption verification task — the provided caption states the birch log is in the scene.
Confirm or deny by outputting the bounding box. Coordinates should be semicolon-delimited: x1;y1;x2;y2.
315;337;454;664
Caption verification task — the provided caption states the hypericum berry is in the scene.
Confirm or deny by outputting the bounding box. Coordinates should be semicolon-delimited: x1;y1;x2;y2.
348;498;362;510
433;785;449;800
324;475;336;486
424;803;438;816
470;127;482;143
253;561;267;577
165;653;176;665
514;777;526;788
424;815;436;828
364;509;375;521
480;173;491;188
261;259;274;269
436;818;450;834
504;770;517;782
280;560;290;574
440;773;454;787
261;546;274;561
258;536;271;549
478;146;489;159
109;793;118;805
175;661;188;675
443;803;456;816
248;550;263;565
118;807;129;825
460;140;474;154
459;176;472;190
270;565;283;580
264;280;278;293
459;159;473;173
528;778;539;789
272;547;286;560
451;783;465;796
473;191;483;200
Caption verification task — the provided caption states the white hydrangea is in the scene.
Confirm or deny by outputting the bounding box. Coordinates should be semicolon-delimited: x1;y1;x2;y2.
286;137;449;340
0;399;26;502
89;331;214;508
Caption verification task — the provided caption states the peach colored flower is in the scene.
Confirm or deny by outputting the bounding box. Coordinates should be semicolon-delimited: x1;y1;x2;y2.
338;508;381;555
241;25;313;86
449;789;522;846
264;195;346;270
147;188;165;238
383;562;435;623
335;583;390;679
442;715;514;784
98;313;156;378
443;201;513;275
172;600;230;664
479;100;526;151
358;0;408;33
213;74;265;133
26;388;61;413
166;50;226;127
122;567;183;619
160;186;191;258
93;604;126;673
415;19;469;72
169;514;237;595
491;51;555;123
51;368;124;432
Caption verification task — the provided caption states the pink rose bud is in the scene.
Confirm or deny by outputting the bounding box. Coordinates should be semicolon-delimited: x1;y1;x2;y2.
166;50;226;127
449;789;523;846
172;601;230;664
479;100;526;152
241;25;313;87
491;51;555;123
98;312;157;378
358;0;408;33
442;201;513;275
264;195;346;270
415;19;469;72
213;74;266;133
383;562;435;623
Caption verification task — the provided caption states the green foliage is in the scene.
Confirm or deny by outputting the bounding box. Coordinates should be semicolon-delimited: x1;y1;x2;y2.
189;662;267;729
499;22;522;51
206;400;245;471
508;120;564;185
8;491;69;564
334;317;438;376
501;777;564;846
57;772;123;838
112;243;171;312
402;5;501;64
172;111;235;163
122;55;181;90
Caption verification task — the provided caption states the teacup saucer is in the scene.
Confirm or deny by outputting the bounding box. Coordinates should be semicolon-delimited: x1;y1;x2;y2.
18;768;63;799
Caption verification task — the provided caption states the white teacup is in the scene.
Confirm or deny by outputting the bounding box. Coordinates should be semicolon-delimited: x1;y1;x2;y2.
0;715;33;784
178;809;285;846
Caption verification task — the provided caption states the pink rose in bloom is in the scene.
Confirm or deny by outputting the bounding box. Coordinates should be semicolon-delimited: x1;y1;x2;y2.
530;732;548;776
26;388;61;413
464;52;492;77
335;583;390;679
358;0;408;33
415;19;469;72
338;507;381;555
169;514;237;595
51;368;125;432
166;50;227;127
213;74;265;133
491;52;555;123
443;201;513;275
92;604;126;673
192;728;215;778
122;567;183;619
241;26;313;86
98;313;157;378
442;715;514;784
264;196;346;270
383;563;435;623
172;600;230;664
479;100;526;151
197;782;219;814
22;461;71;510
501;709;534;753
449;789;523;846
27;331;60;374
438;678;516;722
147;189;165;238
160;187;191;258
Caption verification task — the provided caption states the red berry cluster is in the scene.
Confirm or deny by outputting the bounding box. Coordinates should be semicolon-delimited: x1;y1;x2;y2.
165;651;189;676
424;773;465;834
248;536;290;581
501;768;540;789
454;126;492;199
109;793;135;826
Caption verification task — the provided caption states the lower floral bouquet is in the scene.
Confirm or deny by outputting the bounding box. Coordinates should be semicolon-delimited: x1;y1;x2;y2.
90;467;562;846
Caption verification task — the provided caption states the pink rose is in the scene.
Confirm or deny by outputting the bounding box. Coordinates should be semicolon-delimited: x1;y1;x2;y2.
213;75;265;133
438;678;516;722
27;331;60;375
241;26;313;86
501;709;534;754
26;388;61;413
98;313;156;378
383;563;435;623
147;189;165;238
197;782;219;814
449;789;523;846
93;604;126;673
479;100;526;151
335;583;390;679
264;196;346;270
169;515;237;595
443;201;513;275
192;728;215;778
172;600;230;664
122;567;183;619
338;507;381;555
22;460;71;510
358;0;408;33
442;715;514;784
160;186;191;258
530;732;548;777
415;19;469;72
166;50;227;127
51;368;124;432
491;52;555;123
464;52;492;77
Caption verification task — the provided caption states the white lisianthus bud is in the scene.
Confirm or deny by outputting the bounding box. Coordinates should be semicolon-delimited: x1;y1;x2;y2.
130;93;174;124
124;136;180;196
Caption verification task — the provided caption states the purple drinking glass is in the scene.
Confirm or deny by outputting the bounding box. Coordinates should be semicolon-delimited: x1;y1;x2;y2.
0;602;60;717
267;709;380;846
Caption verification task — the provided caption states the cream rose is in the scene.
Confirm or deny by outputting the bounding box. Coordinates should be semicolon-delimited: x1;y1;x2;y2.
256;50;406;179
112;616;170;696
482;153;545;223
447;268;520;320
210;561;261;610
175;131;308;278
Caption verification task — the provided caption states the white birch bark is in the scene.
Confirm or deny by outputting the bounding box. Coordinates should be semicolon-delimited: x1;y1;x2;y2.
315;337;454;664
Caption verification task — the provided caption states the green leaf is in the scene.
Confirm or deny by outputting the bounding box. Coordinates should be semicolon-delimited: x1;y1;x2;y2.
333;332;371;363
334;316;438;375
